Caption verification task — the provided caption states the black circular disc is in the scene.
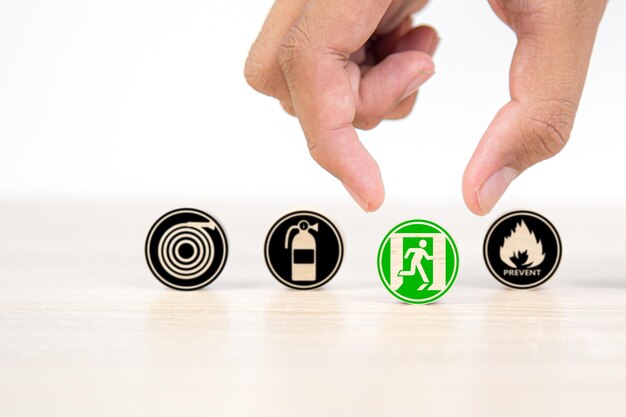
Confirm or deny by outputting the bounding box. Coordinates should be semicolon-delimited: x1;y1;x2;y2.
483;210;561;289
264;211;343;290
145;208;228;290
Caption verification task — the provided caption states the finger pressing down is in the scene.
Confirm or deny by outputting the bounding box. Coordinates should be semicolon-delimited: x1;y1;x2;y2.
462;0;607;215
278;0;436;211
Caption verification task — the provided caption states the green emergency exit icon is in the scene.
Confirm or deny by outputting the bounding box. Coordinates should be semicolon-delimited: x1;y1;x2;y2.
377;219;459;304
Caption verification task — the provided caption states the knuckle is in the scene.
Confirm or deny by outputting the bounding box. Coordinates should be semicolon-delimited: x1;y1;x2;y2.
280;100;296;116
520;100;576;161
385;97;417;120
278;21;312;78
386;107;413;120
244;41;275;95
353;114;381;130
354;98;388;130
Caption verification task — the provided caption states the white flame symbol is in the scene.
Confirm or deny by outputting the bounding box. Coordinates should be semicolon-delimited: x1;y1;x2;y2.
499;220;545;268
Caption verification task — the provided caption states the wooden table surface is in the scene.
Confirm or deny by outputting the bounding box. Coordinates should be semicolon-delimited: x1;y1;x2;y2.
1;201;624;416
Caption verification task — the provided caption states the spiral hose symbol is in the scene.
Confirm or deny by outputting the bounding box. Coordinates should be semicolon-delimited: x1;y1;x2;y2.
157;222;215;280
146;209;228;290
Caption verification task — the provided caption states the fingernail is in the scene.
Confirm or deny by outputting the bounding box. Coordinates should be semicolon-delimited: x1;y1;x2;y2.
343;183;369;212
477;167;519;215
428;36;441;56
401;70;434;101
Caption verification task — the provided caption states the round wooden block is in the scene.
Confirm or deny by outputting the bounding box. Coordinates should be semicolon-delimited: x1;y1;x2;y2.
145;208;228;290
484;210;562;289
264;210;343;290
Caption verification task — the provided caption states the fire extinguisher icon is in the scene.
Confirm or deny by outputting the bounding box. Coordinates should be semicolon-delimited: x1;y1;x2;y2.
265;210;343;290
284;220;319;282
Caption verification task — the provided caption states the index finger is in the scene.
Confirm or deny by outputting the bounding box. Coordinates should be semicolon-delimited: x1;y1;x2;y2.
279;0;393;211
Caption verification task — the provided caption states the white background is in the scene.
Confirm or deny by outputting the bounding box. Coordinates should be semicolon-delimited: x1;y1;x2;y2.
1;6;624;414
0;0;624;205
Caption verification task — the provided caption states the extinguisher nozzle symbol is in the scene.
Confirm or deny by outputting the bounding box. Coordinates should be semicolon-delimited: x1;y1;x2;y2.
284;221;318;249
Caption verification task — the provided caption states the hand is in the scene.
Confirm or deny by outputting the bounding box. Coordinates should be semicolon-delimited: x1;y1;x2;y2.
245;0;607;214
462;0;607;215
245;0;437;211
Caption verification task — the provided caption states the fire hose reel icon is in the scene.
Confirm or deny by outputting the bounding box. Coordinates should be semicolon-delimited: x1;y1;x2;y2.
158;220;216;280
145;208;228;290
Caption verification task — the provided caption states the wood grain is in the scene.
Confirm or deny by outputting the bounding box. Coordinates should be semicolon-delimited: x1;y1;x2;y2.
0;202;625;416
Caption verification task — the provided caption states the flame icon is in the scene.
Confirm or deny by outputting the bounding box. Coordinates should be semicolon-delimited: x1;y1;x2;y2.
499;220;545;269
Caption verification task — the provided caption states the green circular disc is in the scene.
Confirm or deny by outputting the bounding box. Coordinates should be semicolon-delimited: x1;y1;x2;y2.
377;219;459;304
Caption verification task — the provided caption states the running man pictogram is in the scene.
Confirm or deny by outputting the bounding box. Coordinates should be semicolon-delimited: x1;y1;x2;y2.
399;239;433;290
